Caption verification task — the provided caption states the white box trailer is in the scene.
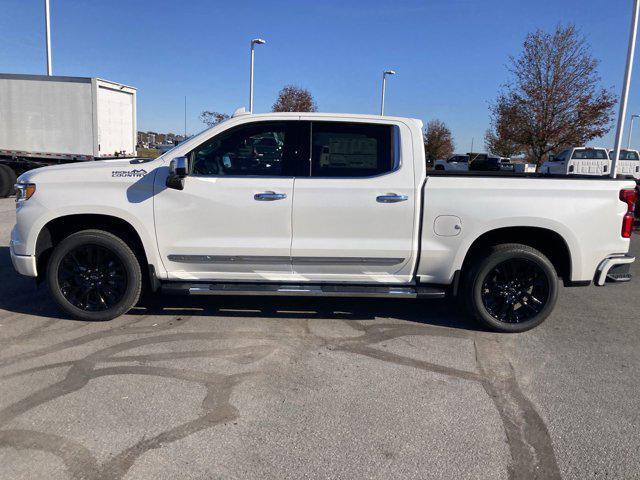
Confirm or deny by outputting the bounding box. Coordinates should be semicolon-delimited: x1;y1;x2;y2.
0;73;136;160
0;73;137;197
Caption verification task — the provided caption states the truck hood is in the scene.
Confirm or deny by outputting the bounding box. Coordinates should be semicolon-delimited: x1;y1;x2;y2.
17;158;161;184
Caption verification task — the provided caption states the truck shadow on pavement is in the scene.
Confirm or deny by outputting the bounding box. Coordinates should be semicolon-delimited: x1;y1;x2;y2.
135;294;482;330
0;246;561;480
0;246;478;330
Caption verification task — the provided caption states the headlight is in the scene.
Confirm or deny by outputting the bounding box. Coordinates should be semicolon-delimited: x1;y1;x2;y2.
15;183;36;203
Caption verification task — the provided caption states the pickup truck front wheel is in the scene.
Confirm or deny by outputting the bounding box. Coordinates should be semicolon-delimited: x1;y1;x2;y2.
464;244;558;332
46;230;142;321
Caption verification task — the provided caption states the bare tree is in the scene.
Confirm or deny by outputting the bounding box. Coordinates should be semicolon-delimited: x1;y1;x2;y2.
272;85;318;112
489;24;616;165
424;120;455;163
200;111;229;127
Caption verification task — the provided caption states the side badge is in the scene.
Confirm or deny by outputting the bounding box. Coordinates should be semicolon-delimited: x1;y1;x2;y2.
112;169;148;178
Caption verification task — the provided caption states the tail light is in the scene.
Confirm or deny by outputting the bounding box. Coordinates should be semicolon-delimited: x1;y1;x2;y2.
620;188;638;238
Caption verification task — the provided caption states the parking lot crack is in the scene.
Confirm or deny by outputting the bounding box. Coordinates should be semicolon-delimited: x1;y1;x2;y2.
475;337;561;480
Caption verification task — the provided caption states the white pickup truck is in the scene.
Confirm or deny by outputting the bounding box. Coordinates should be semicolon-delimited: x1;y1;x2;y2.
10;112;638;332
540;146;640;179
540;147;611;176
609;149;640;180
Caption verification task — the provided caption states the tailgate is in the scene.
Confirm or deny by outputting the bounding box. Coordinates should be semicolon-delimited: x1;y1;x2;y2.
568;159;612;176
617;160;640;179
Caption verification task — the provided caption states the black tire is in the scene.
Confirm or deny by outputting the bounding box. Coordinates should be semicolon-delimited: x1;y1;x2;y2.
4;165;17;196
46;230;142;321
0;164;13;198
463;243;558;333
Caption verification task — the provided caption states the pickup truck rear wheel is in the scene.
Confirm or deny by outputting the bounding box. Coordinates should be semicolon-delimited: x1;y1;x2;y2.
463;244;558;332
46;230;142;321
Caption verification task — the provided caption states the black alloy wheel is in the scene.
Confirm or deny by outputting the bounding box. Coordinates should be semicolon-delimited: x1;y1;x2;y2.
58;244;128;311
464;243;558;332
480;258;550;324
47;230;142;321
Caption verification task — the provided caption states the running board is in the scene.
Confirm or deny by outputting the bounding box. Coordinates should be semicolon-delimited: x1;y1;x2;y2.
160;282;446;299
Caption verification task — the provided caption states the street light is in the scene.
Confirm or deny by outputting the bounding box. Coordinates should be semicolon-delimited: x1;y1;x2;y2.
380;70;396;116
44;0;52;75
611;0;640;177
249;38;266;113
627;114;640;148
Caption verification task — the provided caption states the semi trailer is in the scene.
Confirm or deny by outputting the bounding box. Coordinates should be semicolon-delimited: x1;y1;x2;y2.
0;73;136;197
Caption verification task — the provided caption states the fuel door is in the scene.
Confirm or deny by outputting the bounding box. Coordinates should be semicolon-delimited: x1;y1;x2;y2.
434;215;462;237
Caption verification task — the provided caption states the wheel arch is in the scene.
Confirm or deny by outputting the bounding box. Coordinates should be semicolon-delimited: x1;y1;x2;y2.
35;214;156;288
460;226;573;283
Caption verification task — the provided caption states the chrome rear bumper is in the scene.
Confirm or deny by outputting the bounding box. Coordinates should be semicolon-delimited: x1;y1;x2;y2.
595;254;635;286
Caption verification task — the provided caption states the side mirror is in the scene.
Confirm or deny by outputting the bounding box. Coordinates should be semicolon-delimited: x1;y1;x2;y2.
548;155;555;162
166;156;189;190
170;156;189;178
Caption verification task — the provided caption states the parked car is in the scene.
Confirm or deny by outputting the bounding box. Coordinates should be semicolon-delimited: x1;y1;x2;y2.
10;112;637;332
435;154;513;172
468;155;513;172
434;154;469;171
540;147;611;176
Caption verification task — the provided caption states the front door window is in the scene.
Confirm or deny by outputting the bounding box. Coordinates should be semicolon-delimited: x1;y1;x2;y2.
191;122;306;177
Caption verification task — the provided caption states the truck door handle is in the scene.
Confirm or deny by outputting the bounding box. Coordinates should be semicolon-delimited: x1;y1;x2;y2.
376;194;408;203
254;191;287;201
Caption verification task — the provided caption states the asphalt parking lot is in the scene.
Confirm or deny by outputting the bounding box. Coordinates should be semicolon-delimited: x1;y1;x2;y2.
0;197;638;480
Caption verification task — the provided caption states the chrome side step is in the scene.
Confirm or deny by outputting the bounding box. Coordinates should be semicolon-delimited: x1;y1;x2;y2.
160;282;446;299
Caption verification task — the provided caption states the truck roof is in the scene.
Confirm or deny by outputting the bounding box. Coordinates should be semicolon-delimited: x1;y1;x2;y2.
571;146;607;150
0;73;136;90
233;111;424;127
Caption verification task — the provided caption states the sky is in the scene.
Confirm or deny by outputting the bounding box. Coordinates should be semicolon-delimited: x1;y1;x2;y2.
1;0;639;151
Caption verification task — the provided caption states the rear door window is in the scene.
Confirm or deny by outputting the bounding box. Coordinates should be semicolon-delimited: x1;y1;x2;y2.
609;150;640;160
571;149;608;160
310;122;397;177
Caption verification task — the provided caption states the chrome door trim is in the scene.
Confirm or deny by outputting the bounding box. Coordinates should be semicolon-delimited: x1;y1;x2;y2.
293;257;405;265
168;255;290;264
168;255;405;266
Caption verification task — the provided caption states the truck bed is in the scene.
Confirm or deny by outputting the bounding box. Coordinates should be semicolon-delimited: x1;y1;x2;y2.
417;174;635;285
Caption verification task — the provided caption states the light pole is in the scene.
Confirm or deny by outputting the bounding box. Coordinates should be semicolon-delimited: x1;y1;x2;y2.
249;38;266;113
611;0;640;177
44;0;52;75
627;114;640;148
380;70;396;116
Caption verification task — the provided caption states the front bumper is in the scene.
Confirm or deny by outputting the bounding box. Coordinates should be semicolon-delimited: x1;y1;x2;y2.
9;244;37;277
595;254;635;286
